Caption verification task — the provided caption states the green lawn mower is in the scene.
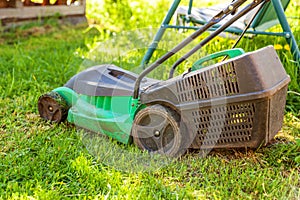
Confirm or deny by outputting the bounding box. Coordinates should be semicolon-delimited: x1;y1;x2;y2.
38;0;291;157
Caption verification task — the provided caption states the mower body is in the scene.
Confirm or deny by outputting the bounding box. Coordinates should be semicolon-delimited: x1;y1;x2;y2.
38;46;290;155
38;0;292;157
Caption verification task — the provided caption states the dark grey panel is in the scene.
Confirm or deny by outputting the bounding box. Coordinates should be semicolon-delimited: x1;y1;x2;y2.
64;64;158;96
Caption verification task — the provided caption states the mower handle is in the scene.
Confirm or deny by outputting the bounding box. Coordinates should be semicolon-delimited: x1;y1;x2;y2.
133;0;266;99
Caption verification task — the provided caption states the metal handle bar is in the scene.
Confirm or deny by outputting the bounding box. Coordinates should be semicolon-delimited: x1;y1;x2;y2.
133;0;268;99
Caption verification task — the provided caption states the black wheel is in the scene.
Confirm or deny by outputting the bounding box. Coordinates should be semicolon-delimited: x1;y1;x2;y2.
38;91;69;123
131;105;186;157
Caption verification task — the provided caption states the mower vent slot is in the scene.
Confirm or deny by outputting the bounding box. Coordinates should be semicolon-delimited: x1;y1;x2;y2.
176;62;239;102
192;102;255;145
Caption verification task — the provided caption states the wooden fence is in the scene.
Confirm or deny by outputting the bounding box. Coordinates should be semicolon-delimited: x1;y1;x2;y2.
0;0;86;26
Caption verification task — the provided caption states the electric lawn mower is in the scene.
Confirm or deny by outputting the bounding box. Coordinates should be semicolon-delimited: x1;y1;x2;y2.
38;0;291;157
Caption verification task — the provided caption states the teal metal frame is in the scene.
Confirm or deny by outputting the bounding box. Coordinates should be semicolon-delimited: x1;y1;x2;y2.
141;0;300;66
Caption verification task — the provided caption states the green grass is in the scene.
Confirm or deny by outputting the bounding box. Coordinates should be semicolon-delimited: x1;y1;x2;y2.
0;0;300;199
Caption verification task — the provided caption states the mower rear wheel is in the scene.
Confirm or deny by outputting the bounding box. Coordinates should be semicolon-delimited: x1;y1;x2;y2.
131;105;186;157
38;91;69;123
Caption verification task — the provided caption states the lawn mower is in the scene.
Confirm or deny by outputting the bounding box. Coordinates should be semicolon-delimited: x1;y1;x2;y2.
38;0;291;157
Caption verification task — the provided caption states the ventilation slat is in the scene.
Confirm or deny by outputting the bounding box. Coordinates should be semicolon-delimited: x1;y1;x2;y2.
176;62;239;103
191;102;255;145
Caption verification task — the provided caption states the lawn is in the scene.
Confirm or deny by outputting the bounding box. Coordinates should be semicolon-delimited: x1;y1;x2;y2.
0;0;299;199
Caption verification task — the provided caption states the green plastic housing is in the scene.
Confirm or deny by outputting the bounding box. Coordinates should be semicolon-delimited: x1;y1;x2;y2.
191;48;245;71
53;87;139;144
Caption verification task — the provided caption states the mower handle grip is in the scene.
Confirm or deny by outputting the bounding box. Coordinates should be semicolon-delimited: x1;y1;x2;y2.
191;48;245;71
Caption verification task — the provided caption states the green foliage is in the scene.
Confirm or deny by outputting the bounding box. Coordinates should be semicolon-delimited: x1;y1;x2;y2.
294;139;300;165
86;0;169;33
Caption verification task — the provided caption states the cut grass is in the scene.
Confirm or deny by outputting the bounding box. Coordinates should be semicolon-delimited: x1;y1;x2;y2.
0;0;300;199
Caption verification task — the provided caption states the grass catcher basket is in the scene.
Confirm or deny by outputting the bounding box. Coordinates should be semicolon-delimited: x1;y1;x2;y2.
141;46;290;149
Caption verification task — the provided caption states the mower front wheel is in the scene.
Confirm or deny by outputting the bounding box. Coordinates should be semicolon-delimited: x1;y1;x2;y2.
38;91;69;123
131;105;186;157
